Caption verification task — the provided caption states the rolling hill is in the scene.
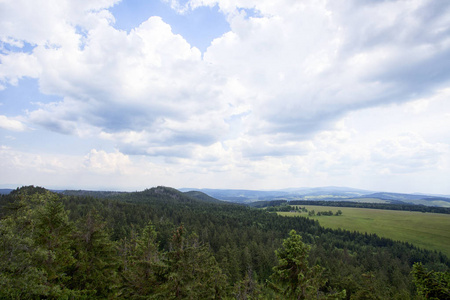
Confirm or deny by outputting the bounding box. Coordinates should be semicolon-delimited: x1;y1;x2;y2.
180;187;450;207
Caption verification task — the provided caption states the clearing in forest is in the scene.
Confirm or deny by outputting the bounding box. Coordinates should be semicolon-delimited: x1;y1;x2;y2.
278;206;450;257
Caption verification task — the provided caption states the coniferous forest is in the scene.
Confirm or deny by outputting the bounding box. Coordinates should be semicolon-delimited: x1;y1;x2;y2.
1;186;449;299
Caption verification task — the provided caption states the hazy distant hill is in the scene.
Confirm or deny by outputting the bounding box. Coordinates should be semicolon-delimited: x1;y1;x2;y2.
183;190;226;204
179;187;374;203
61;190;127;198
179;188;289;202
363;192;433;201
180;187;450;207
0;189;13;195
359;192;450;207
59;187;227;205
3;186;449;207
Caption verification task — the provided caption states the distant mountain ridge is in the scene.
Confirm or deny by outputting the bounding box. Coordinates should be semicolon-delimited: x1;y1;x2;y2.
60;187;228;205
179;187;450;207
0;189;13;195
2;186;450;207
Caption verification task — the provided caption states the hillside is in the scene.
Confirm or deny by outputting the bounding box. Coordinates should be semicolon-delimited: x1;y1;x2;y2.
4;186;450;207
183;190;226;204
182;187;450;207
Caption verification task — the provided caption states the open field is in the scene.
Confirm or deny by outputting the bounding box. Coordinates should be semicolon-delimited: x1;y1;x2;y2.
277;206;450;257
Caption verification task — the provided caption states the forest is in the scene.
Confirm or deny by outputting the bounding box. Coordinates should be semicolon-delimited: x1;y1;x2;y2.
0;186;449;299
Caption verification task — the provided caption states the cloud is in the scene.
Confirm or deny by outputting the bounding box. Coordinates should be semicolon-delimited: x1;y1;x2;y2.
0;146;149;189
371;133;447;174
0;145;73;176
0;52;40;87
1;0;450;169
0;0;119;46
0;115;28;131
83;149;131;174
19;14;233;157
203;0;450;140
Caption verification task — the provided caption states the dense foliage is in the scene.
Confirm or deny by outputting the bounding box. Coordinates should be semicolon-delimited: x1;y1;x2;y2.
1;186;449;299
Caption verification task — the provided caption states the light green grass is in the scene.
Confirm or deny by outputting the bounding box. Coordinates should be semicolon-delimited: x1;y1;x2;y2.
277;206;450;257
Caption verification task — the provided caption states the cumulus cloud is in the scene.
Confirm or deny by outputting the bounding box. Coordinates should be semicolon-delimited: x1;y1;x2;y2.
83;149;131;174
2;0;449;159
16;13;232;157
0;52;40;87
0;115;28;131
371;133;446;174
0;0;119;46
0;145;74;176
1;0;450;193
203;0;450;140
0;145;149;187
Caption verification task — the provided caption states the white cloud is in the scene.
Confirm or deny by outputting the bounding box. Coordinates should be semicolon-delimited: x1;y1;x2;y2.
0;145;75;176
371;133;447;174
0;115;28;131
0;146;161;190
1;0;450;193
3;0;449;155
83;149;131;174
0;52;40;86
20;14;232;157
202;0;450;142
0;0;118;46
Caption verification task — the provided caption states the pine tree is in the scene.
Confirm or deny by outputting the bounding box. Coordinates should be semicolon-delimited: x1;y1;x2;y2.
411;262;450;299
0;190;76;298
33;193;75;288
0;206;48;298
268;230;345;299
69;210;120;298
233;268;263;300
160;225;228;299
119;222;165;298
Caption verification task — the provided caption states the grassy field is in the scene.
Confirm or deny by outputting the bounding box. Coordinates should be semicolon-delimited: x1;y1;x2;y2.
277;206;450;257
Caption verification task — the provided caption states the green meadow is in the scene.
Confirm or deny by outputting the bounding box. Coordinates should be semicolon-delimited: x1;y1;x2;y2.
278;206;450;257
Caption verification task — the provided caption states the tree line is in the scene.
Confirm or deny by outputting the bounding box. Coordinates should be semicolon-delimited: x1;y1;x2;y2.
251;199;450;214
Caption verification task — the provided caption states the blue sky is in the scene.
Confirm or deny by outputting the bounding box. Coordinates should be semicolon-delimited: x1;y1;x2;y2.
1;0;450;194
110;0;230;52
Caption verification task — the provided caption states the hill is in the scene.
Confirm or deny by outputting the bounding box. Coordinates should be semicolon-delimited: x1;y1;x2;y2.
0;189;13;195
183;190;226;204
4;186;449;206
182;187;450;207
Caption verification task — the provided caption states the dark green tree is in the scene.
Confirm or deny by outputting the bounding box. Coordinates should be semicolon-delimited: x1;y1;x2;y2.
350;272;382;300
69;210;119;298
269;230;345;299
119;222;165;298
0;191;76;298
160;225;228;299
233;268;263;300
411;262;450;299
0;201;48;298
33;193;75;288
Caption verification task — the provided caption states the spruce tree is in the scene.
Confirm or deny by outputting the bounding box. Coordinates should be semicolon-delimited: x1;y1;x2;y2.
412;262;450;299
160;225;228;299
0;190;76;298
268;230;345;299
69;210;119;298
119;222;165;298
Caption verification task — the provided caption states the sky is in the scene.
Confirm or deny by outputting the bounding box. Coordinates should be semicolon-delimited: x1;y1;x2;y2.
1;0;450;194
